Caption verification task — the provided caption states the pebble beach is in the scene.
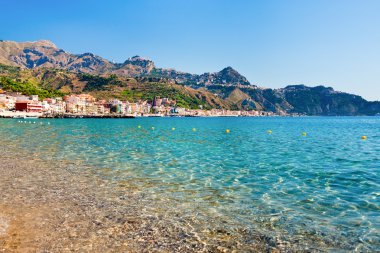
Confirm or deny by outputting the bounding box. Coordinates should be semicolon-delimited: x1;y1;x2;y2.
0;150;273;252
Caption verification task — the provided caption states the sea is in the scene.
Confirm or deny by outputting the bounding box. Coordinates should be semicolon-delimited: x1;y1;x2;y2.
0;116;379;251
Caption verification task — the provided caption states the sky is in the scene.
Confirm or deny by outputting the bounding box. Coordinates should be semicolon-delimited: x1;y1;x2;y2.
1;0;379;101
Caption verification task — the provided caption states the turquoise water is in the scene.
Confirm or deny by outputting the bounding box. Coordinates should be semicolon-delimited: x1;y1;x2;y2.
1;117;379;251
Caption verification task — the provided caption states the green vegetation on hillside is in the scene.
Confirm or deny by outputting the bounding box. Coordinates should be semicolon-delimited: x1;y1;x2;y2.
0;64;20;75
282;85;375;115
81;73;124;91
0;76;64;99
0;63;225;109
121;82;210;109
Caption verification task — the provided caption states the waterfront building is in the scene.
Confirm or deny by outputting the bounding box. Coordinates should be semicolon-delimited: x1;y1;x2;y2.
0;90;277;117
130;103;140;115
64;95;87;114
109;99;123;114
124;102;132;114
92;102;104;114
16;95;30;101
153;96;162;107
15;101;43;113
30;95;39;101
0;94;16;110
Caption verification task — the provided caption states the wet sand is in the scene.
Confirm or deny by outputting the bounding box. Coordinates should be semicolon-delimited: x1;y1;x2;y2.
0;154;281;252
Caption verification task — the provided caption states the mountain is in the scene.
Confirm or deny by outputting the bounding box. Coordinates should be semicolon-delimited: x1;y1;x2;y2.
0;40;379;115
206;85;293;114
111;56;155;77
0;40;252;87
0;40;114;73
205;84;380;115
198;66;251;86
0;64;228;109
279;85;380;116
149;66;252;87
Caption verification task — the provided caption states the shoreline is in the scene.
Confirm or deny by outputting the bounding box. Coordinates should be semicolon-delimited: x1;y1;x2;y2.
1;111;378;119
0;149;272;252
0;111;294;119
0;110;294;119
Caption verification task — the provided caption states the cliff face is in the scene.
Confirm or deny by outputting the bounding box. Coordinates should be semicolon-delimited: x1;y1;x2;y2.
280;85;380;116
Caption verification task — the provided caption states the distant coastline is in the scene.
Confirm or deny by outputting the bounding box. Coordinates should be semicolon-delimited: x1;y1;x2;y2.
0;93;290;119
1;40;380;116
0;112;286;119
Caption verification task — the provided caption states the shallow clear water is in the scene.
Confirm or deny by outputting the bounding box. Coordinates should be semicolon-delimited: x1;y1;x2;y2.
1;117;379;251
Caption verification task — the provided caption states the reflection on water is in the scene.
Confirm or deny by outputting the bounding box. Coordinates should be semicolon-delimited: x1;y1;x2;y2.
0;117;379;251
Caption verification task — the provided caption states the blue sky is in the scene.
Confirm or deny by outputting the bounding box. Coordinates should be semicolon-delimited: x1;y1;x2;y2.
1;0;379;100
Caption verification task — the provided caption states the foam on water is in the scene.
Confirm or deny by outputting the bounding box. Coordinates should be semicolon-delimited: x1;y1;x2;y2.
1;117;379;251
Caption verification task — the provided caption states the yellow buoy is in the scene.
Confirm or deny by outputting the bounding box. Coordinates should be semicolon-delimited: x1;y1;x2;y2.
302;132;307;136
267;130;272;134
172;127;176;131
226;129;230;133
137;125;141;129
192;128;196;132
361;135;367;140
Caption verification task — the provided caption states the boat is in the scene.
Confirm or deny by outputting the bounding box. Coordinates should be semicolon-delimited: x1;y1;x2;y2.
12;115;23;118
23;116;39;119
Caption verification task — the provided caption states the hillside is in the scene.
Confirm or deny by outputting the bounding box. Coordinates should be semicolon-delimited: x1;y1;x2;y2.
279;85;380;116
0;64;227;109
206;84;380;116
0;40;379;115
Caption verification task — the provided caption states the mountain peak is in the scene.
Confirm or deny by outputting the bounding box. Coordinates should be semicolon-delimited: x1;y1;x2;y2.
78;52;96;57
222;66;235;71
123;55;155;69
125;55;151;62
34;40;57;48
213;66;251;86
0;39;57;50
130;55;143;60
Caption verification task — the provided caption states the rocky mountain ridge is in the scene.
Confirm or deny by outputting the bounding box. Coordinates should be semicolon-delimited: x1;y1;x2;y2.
0;40;251;87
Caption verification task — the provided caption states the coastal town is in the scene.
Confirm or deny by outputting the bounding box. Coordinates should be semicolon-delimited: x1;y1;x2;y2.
0;90;279;118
